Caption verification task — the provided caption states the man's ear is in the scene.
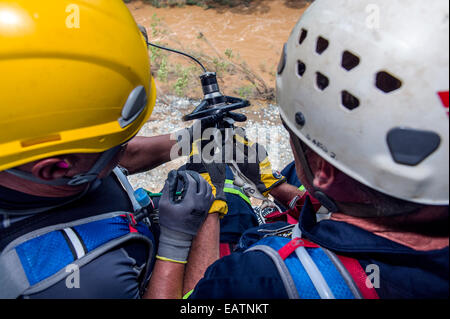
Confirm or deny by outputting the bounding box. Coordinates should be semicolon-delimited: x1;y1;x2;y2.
31;158;71;181
312;158;336;191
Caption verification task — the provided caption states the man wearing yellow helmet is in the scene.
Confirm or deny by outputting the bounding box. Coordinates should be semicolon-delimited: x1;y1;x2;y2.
0;0;215;299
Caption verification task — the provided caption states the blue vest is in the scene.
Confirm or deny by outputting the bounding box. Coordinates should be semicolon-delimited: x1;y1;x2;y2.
242;223;364;299
0;168;156;299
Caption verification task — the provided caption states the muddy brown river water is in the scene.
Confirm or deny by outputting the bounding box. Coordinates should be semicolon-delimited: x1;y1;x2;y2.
127;0;308;192
128;0;309;88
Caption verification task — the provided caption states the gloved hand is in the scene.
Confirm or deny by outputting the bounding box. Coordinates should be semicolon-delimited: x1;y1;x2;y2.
185;136;228;217
172;119;215;158
157;170;214;264
172;120;229;217
230;127;287;197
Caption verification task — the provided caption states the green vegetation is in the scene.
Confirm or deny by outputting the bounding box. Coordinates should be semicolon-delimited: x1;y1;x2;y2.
138;12;274;101
173;67;192;96
157;56;169;82
224;48;234;59
150;13;164;36
236;85;255;99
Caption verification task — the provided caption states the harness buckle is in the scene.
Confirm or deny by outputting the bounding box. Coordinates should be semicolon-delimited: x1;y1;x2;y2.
123;213;138;227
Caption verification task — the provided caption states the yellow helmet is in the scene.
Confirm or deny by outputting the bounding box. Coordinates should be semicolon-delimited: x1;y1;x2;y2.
0;0;156;173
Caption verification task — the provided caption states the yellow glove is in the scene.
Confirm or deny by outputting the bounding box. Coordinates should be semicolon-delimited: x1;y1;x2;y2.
186;139;229;218
232;128;287;197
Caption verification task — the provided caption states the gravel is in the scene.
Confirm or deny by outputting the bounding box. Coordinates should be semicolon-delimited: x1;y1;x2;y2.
128;96;294;192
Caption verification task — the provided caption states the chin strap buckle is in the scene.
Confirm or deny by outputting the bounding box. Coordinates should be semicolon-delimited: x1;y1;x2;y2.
67;174;98;186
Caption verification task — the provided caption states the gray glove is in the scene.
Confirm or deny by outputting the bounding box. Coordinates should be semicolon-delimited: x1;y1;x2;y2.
157;170;214;263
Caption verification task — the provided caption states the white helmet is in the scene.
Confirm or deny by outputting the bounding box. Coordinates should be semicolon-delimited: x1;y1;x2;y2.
277;0;449;206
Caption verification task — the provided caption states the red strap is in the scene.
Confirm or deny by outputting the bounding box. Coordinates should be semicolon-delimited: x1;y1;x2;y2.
265;193;323;225
220;243;232;258
128;225;138;233
438;91;449;116
286;214;298;225
337;255;379;299
120;214;138;233
278;239;379;298
278;237;319;260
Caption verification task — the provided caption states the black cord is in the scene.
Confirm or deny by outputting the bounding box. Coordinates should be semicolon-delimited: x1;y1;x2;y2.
148;42;207;73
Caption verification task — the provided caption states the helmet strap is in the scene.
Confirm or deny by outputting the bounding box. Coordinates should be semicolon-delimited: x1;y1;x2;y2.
285;123;339;213
5;146;122;187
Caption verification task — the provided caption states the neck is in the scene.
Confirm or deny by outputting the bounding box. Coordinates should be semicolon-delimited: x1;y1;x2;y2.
330;206;449;251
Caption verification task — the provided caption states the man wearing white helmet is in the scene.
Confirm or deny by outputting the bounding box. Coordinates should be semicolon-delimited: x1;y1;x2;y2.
187;0;449;299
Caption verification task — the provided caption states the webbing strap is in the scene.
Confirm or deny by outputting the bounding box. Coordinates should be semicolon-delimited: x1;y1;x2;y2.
113;167;142;213
337;255;379;299
0;249;29;299
246;245;300;299
223;179;251;206
291;225;335;299
322;249;363;299
278;239;363;299
278;238;319;260
0;213;154;299
252;235;362;299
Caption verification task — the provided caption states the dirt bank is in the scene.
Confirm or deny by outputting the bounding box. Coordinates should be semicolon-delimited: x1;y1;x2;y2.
128;0;309;100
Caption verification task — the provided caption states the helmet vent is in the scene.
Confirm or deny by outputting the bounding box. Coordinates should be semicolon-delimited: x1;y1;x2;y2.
297;60;307;77
341;91;360;110
316;36;329;55
316;72;329;90
299;28;308;45
376;71;402;93
341;51;360;71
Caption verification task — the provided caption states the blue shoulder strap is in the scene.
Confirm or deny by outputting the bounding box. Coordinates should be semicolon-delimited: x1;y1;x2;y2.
0;168;156;299
245;233;362;299
0;212;155;299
